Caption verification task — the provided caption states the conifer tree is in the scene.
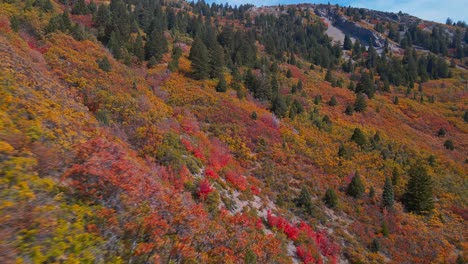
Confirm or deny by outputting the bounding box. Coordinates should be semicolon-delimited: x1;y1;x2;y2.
325;69;333;82
343;34;353;50
133;34;145;62
324;188;338;208
328;96;337;106
347;172;365;198
354;93;367;112
345;104;354;116
403;164;434;214
145;29;168;62
351;128;367;147
189;37;210;80
296;187;314;215
215;75;227;92
209;44;225;78
382;177;394;208
272;95;288;118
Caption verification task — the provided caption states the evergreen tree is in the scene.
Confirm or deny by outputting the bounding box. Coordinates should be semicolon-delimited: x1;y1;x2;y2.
215;75;227;92
344;104;354;116
325;69;333;82
108;31;122;59
286;69;292;78
324;188;338;208
351;128;367;147
392;167;400;186
403;164;434;214
343;34;353;50
296;187;314;215
145;29;168;62
189;37;210;80
147;56;157;69
271;95;288;118
382;177;394;208
133;34;145;62
328;96;337;106
97;56;112;72
72;0;88;15
464;111;468;123
338;144;352;159
356;72;375;98
443;139;455;150
209;44;225;78
354;93;367;112
347;172;365;198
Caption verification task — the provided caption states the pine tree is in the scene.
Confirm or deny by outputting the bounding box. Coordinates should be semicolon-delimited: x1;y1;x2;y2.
402;164;434;214
443;139;455;150
351;128;367;147
347;172;365;198
145;29;168;62
271;95;288;118
356;72;375;98
325;69;333;82
344;104;354;116
328;96;337;106
343;34;353;50
324;188;338;208
189;37;210;80
209;44;225;78
382;177;394;208
97;56;112;72
296;187;314;215
354;93;367;112
392;167;400;186
133;34;145;62
215;76;227;92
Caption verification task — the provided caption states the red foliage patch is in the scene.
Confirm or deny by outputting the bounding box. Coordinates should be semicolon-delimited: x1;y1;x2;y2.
205;167;220;179
267;211;299;240
225;170;248;191
198;178;213;200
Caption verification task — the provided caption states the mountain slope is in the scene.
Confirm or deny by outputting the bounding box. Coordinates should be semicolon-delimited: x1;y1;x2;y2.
0;0;466;263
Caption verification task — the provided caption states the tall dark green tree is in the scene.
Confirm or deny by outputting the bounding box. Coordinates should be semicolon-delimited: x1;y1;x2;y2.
296;187;314;215
189;37;210;80
351;128;367;147
324;188;338;208
215;75;227;92
133;34;145;62
209;44;225;78
271;95;288;118
356;72;375;98
145;29;168;62
402;164;434;214
343;34;353;50
382;177;394;208
347;172;365;198
354;93;367;112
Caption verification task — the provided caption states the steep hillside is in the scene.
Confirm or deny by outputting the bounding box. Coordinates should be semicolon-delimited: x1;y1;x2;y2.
0;0;466;263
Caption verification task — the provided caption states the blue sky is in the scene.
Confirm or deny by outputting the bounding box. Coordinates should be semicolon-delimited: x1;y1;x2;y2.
204;0;467;23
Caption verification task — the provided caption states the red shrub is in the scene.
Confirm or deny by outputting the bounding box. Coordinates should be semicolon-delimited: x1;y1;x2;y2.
296;245;316;264
225;170;248;191
198;179;213;200
266;211;299;240
205;167;219;179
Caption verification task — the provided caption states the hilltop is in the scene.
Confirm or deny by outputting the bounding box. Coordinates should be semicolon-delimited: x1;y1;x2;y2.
0;0;466;263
